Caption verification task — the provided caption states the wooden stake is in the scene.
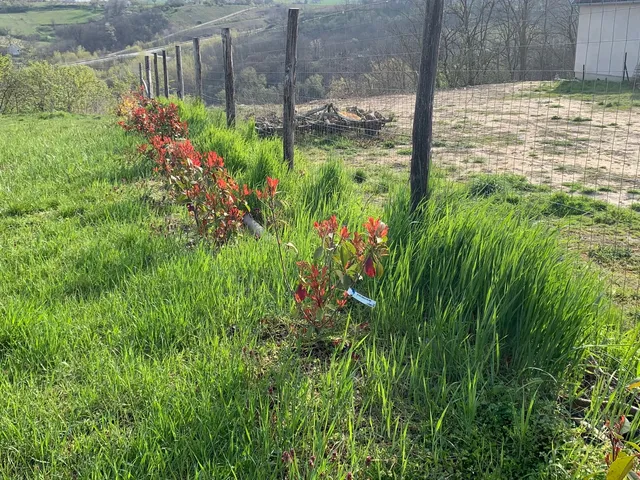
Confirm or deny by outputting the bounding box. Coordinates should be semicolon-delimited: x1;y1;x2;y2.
162;50;169;97
221;28;236;127
409;0;444;211
153;52;160;98
175;45;184;100
138;62;145;93
283;8;299;170
144;55;153;98
193;37;203;101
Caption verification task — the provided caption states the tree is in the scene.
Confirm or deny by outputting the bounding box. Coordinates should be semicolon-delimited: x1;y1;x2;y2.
496;0;542;81
105;0;128;18
299;74;325;101
445;0;496;86
236;67;278;104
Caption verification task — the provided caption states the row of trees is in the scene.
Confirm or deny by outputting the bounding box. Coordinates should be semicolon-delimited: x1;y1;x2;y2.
391;0;578;87
54;8;169;53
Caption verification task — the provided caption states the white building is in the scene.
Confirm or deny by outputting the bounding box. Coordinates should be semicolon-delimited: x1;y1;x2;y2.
574;0;640;81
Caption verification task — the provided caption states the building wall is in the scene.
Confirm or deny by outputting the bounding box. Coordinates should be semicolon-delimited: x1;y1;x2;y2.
574;2;640;80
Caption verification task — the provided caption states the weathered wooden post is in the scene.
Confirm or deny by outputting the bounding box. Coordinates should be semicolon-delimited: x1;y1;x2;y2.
144;55;153;98
283;8;299;170
221;28;236;127
193;37;203;101
153;53;160;98
175;45;184;100
138;62;145;94
409;0;444;211
162;50;169;97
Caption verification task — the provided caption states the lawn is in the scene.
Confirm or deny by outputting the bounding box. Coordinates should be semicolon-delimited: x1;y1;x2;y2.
0;108;638;478
0;4;99;37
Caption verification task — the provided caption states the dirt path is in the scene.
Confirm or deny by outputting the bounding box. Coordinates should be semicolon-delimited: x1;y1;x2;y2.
276;82;640;207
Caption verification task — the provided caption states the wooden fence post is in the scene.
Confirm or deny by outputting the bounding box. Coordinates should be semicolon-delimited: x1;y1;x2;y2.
162;50;169;97
193;37;203;101
144;55;153;98
138;62;145;94
175;45;184;100
221;28;236;127
153;52;160;98
409;0;444;211
283;8;299;170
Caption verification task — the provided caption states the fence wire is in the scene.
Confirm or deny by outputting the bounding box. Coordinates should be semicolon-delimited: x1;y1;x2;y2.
94;1;640;325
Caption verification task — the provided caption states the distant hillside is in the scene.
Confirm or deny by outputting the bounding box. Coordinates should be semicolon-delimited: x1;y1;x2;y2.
0;1;262;57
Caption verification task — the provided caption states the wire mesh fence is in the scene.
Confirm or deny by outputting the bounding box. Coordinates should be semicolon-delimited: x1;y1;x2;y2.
83;1;640;324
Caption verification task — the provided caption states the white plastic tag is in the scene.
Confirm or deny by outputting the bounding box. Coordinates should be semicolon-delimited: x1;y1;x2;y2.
347;288;376;308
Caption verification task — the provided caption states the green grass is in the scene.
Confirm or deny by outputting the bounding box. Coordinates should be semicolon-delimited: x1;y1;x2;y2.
588;245;633;264
353;168;367;183
165;4;247;29
528;80;640;110
0;112;638;479
0;3;99;37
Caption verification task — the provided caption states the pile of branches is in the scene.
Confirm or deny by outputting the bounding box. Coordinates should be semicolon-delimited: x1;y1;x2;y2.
255;103;391;138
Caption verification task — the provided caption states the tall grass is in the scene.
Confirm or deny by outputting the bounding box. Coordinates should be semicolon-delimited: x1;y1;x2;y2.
379;188;613;376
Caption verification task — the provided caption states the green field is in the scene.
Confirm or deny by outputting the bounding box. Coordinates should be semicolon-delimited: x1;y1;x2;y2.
0;108;638;478
165;4;249;30
0;4;99;37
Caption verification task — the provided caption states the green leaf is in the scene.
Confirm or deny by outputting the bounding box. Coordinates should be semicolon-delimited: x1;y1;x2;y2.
346;263;360;279
606;452;635;480
626;441;640;454
314;246;324;262
375;260;384;278
344;241;356;255
336;270;352;290
339;243;353;269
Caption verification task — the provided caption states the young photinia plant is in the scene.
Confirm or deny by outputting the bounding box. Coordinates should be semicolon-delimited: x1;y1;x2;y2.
292;215;388;330
143;136;276;244
603;415;640;480
117;90;279;245
117;89;187;140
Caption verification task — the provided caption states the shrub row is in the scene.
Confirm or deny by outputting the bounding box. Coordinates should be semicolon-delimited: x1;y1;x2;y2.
117;91;389;332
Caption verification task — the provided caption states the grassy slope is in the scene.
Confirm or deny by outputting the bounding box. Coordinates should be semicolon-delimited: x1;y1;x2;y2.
0;111;637;478
0;4;99;37
165;4;248;29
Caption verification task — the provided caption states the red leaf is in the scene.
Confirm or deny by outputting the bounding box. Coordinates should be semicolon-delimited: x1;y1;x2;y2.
294;284;308;303
364;257;376;278
266;176;279;197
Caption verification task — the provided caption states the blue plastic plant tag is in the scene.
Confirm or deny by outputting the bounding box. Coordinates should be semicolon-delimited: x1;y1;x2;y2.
347;288;376;308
